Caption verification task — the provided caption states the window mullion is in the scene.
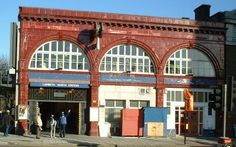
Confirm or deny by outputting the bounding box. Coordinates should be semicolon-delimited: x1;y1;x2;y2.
130;57;132;72
42;53;45;69
75;55;78;70
69;44;71;70
56;54;58;69
167;60;170;74
148;58;151;73
111;56;113;71
117;57;120;72
104;57;106;71
174;59;176;74
82;57;85;70
49;42;51;69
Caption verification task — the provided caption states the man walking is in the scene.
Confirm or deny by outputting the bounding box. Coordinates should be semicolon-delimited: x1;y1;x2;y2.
59;109;70;138
2;110;14;136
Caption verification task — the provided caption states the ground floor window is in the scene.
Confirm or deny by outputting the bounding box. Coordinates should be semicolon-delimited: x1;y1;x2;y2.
130;100;150;108
105;100;125;136
166;89;211;114
165;88;213;136
104;99;151;135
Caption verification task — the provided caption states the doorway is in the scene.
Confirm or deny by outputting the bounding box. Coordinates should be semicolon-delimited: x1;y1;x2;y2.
175;106;203;136
38;101;87;134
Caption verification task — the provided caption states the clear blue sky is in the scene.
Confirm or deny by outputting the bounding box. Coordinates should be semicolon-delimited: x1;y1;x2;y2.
0;0;235;60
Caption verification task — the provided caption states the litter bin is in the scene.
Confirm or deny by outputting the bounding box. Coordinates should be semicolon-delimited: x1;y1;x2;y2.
99;122;111;137
217;137;232;147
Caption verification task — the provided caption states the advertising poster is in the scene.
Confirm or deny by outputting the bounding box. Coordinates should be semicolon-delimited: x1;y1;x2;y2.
18;105;28;120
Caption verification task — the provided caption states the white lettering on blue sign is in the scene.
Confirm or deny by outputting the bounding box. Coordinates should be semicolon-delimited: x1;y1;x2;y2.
57;83;67;87
39;82;81;88
68;84;80;87
43;83;56;86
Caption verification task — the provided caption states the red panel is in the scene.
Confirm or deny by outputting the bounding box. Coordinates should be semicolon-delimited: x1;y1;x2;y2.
121;109;143;136
89;122;99;136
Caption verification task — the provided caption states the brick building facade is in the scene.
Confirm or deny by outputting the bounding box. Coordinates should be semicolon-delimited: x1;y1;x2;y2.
17;6;225;136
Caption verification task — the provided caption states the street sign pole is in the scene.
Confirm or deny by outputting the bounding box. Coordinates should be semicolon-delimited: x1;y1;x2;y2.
184;102;187;144
217;84;232;146
223;84;227;137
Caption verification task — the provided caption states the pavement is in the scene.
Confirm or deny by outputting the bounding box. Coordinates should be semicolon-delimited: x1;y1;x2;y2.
0;132;234;147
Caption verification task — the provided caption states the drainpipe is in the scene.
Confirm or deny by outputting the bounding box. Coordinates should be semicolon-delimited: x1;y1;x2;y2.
14;22;20;132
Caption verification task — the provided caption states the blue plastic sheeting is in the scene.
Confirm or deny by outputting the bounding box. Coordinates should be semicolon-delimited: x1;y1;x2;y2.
143;107;168;136
143;107;167;122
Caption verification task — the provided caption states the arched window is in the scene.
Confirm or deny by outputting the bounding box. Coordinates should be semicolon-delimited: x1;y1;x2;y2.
29;40;90;71
164;48;215;77
100;45;154;74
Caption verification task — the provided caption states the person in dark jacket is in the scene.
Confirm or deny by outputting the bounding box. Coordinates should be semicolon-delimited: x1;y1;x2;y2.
2;110;14;136
59;109;70;138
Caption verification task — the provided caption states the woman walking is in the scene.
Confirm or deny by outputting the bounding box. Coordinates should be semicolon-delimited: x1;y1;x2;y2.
35;113;43;139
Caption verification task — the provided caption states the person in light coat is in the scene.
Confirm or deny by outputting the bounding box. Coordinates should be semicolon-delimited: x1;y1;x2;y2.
35;113;43;139
50;114;57;138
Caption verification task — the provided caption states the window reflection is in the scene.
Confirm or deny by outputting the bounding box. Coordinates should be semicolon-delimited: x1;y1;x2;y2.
164;48;215;77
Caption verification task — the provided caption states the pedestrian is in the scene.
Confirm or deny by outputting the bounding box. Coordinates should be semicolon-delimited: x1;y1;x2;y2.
50;114;57;138
35;113;43;139
2;110;14;136
59;109;70;138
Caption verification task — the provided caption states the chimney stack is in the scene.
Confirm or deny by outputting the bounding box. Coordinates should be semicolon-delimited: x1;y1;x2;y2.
194;4;211;21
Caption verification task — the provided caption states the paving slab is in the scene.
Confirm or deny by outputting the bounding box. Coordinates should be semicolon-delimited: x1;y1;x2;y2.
0;133;234;147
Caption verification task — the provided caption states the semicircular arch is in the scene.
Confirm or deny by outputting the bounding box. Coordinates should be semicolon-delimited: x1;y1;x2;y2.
161;42;221;77
26;34;91;72
95;38;160;74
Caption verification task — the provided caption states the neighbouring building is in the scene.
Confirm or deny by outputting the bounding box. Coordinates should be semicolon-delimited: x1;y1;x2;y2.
15;5;225;136
210;8;236;137
222;9;236;138
0;68;15;117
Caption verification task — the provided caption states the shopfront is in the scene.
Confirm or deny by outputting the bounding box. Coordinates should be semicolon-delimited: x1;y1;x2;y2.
17;6;225;136
26;39;91;134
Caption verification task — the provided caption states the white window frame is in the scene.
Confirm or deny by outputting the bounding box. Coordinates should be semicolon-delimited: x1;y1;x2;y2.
29;40;90;71
100;45;155;74
164;48;215;77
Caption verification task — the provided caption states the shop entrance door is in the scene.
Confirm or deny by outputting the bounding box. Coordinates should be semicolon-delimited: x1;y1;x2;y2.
32;101;87;135
175;107;200;136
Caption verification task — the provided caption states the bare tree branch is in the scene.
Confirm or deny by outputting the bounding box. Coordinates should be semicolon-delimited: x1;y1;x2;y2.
0;55;9;71
0;55;9;84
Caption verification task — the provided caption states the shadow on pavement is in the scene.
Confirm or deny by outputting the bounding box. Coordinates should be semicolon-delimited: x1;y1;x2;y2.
67;140;100;147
